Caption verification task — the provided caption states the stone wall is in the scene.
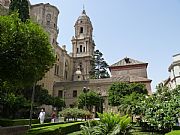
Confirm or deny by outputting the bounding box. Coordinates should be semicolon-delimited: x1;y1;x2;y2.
0;4;8;15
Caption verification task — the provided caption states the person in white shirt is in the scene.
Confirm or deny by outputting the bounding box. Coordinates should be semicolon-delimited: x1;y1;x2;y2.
38;109;45;124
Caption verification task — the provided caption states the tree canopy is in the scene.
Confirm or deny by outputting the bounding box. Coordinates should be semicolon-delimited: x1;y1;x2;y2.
0;14;55;88
137;85;180;133
77;90;103;112
90;50;110;79
108;82;148;106
9;0;30;22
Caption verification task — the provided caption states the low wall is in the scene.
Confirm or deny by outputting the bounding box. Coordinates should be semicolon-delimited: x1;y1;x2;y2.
0;125;29;135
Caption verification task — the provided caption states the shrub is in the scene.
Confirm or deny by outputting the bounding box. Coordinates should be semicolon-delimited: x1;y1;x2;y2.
59;108;91;121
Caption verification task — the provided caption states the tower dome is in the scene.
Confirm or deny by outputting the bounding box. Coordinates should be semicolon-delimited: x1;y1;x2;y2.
75;9;92;28
77;10;90;22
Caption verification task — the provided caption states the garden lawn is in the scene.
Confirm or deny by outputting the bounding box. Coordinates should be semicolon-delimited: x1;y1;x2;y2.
165;130;180;135
27;121;85;135
67;130;82;135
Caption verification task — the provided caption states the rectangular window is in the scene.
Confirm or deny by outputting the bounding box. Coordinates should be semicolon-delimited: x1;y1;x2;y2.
58;90;63;98
83;47;85;52
54;64;57;75
80;45;82;52
73;90;77;97
77;48;79;53
80;27;83;33
57;65;59;75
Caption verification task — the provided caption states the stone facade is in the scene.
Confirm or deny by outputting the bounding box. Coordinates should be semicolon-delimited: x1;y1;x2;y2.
54;57;152;112
0;1;152;112
0;0;10;7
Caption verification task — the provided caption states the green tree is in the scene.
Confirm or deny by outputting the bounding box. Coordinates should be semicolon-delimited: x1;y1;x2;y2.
118;92;146;121
21;85;53;105
52;97;65;110
108;82;147;106
137;85;180;133
90;50;110;79
2;93;29;118
78;90;103;112
9;0;30;22
0;14;55;88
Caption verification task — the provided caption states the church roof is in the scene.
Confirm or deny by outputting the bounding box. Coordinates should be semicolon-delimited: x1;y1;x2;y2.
110;57;146;67
89;74;151;84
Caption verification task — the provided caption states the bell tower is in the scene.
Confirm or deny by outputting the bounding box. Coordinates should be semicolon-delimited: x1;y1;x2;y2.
72;9;95;80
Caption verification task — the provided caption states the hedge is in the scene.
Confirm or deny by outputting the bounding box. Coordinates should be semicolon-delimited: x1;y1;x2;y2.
0;119;39;127
27;121;85;135
0;118;52;127
165;130;180;135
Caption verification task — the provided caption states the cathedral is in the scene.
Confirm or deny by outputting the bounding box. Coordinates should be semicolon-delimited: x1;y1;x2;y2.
0;1;152;112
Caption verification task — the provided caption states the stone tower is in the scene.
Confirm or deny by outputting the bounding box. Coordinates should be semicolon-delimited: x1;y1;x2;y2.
72;9;95;80
30;3;60;93
0;0;10;7
30;3;59;45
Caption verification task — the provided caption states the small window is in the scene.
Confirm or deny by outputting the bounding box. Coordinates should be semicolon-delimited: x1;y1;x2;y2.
58;90;63;98
53;38;55;44
83;47;86;52
77;48;79;53
46;21;50;26
79;62;82;70
78;76;80;79
54;64;57;75
80;27;83;33
80;45;82;52
65;71;68;80
73;90;77;97
57;65;59;75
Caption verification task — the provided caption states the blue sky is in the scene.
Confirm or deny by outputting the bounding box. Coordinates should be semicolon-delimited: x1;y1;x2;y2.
31;0;180;91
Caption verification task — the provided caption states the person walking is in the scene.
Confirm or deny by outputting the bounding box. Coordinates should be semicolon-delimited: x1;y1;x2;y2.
38;109;45;124
51;111;56;123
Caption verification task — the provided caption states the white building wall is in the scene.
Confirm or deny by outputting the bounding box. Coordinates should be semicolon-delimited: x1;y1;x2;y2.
168;54;180;89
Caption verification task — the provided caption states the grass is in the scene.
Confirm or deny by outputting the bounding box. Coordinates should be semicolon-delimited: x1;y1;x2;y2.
67;131;82;135
165;130;180;135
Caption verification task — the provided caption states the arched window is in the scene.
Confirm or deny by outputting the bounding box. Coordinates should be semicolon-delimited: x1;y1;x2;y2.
80;45;82;53
80;27;83;33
